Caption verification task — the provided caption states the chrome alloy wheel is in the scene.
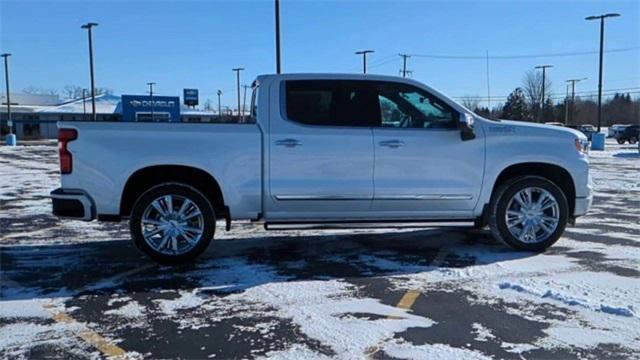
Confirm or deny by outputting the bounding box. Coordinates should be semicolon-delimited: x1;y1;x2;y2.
505;187;560;244
140;194;204;255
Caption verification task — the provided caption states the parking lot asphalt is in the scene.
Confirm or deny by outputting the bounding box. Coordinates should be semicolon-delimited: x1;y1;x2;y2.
1;140;639;359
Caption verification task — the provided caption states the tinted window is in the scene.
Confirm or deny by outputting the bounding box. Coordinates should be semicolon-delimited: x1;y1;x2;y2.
285;80;380;127
376;82;457;129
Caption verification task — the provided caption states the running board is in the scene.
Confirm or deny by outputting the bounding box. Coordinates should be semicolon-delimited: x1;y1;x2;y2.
264;220;475;231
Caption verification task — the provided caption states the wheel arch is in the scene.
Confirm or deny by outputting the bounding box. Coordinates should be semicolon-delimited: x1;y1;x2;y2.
491;162;576;215
120;165;226;219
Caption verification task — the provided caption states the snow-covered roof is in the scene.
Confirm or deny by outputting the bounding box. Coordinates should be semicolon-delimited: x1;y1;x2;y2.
38;94;122;114
1;93;220;116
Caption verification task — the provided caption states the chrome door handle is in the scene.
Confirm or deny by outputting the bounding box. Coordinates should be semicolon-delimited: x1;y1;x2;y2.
275;138;303;147
379;140;405;148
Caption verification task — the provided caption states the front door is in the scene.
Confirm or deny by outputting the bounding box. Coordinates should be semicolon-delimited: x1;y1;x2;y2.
371;81;484;217
267;79;379;220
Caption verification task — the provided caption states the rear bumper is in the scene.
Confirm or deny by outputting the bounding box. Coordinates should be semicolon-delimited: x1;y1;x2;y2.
50;188;95;221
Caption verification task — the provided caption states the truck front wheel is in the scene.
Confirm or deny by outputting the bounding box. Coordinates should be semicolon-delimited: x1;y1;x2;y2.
130;183;215;264
489;176;568;252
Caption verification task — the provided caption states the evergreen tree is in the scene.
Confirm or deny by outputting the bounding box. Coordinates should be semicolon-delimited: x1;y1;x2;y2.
502;88;529;120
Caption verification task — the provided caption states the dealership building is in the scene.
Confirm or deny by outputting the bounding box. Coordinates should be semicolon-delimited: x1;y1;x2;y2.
1;92;221;140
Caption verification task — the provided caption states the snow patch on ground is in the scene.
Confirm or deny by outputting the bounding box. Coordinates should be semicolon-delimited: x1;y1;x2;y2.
104;300;145;318
381;340;492;359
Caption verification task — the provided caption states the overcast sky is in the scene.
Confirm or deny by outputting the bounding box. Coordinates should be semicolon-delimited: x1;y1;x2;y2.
1;0;638;107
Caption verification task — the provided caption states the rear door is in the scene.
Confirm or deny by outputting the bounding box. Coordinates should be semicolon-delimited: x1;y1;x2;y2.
371;81;484;217
266;79;379;220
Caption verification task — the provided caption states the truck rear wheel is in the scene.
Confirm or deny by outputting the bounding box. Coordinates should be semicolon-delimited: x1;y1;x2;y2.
489;176;568;252
130;183;215;264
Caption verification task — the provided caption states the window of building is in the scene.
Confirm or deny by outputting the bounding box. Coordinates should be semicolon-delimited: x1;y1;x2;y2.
23;123;41;138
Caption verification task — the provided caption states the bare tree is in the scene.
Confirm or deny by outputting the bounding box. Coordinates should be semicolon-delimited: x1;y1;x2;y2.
522;70;552;122
22;85;44;94
22;85;59;96
63;85;84;99
460;95;481;111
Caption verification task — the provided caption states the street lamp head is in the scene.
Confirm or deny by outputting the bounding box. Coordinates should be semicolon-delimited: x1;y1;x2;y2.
147;82;156;86
355;50;374;55
535;64;554;69
81;22;99;29
586;13;620;20
232;68;245;72
1;53;11;58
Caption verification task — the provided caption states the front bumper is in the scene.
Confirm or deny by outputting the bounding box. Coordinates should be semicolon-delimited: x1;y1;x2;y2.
50;188;95;221
574;195;593;217
573;174;594;217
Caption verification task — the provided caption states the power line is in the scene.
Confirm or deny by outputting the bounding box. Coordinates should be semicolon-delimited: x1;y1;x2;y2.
453;87;640;100
411;46;640;60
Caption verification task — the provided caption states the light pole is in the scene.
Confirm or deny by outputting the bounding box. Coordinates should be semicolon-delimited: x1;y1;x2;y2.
81;22;98;121
399;54;411;78
232;68;244;121
82;88;87;121
1;53;14;144
355;50;374;74
217;90;223;118
566;78;587;125
535;64;553;122
586;13;620;132
147;82;155;121
242;84;250;118
275;0;282;74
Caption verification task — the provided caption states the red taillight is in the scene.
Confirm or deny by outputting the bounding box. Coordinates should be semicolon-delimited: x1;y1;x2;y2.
58;129;77;174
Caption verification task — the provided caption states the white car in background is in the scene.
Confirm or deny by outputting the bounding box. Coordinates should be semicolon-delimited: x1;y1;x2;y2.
50;73;593;264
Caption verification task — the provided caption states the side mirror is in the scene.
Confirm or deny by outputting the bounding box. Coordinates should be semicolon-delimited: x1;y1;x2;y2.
459;112;476;141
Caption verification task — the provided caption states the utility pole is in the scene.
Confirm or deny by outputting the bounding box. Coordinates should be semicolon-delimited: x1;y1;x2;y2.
232;68;244;121
486;50;491;111
586;13;620;132
1;53;13;143
242;84;250;118
217;90;222;118
147;82;155;121
275;0;282;74
399;54;411;78
355;50;374;74
81;22;98;121
566;78;587;125
82;88;87;121
534;64;553;122
564;84;570;124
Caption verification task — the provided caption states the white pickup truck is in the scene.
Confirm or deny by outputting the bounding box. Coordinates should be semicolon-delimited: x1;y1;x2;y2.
51;74;593;264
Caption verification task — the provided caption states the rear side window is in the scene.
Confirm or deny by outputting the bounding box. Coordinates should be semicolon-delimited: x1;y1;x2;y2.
285;80;380;127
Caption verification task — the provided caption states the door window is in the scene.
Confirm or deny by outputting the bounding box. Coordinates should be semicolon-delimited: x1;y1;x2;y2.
285;80;380;127
376;82;457;129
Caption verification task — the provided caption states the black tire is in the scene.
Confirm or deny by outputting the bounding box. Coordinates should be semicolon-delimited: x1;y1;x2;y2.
130;183;215;264
629;136;638;144
617;138;625;144
489;176;568;252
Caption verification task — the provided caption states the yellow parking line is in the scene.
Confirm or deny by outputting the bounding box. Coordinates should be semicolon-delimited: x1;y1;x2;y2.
396;290;421;310
41;263;156;358
367;289;423;358
47;307;127;358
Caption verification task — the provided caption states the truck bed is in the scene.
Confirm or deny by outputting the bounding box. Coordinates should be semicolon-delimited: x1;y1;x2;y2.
58;121;263;219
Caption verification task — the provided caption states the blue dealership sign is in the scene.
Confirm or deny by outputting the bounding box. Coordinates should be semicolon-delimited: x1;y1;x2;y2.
183;88;198;106
121;95;181;122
